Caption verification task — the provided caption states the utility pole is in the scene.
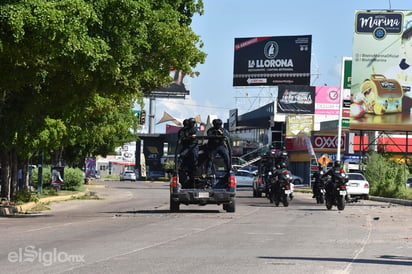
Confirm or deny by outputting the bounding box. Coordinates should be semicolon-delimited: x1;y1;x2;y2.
148;96;155;134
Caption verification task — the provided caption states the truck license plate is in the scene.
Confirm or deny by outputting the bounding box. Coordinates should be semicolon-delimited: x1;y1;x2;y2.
198;192;209;198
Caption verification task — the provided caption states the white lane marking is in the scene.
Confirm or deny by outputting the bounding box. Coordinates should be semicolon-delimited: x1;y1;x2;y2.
26;222;74;232
57;207;261;273
344;215;372;273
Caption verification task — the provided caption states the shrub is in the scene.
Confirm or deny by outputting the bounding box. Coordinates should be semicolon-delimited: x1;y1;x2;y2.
61;168;84;191
31;166;84;191
364;151;409;199
31;167;52;189
15;189;39;204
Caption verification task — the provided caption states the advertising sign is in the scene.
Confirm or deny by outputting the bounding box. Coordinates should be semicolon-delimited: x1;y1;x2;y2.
313;134;345;151
51;166;64;186
233;35;312;86
151;70;190;98
229;109;238;132
277;85;315;114
143;138;165;176
351;10;412;130
314;86;341;115
85;157;96;178
286;114;314;136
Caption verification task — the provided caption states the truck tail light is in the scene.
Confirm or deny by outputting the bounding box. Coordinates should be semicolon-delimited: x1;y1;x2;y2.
171;176;178;188
230;175;236;188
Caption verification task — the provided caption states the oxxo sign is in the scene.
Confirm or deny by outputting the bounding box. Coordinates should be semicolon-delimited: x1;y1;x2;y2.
313;135;345;151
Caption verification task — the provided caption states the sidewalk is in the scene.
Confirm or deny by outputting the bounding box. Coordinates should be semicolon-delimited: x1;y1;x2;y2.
0;184;106;217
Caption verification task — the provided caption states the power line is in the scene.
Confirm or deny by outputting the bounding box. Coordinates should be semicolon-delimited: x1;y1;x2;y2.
157;100;231;110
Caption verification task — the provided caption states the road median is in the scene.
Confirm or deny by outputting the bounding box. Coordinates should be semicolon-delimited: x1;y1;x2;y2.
0;184;106;217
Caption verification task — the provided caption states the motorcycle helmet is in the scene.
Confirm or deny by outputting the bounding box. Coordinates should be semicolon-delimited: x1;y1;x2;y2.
280;162;287;168
333;160;341;168
188;117;196;128
212;118;222;129
182;119;189;127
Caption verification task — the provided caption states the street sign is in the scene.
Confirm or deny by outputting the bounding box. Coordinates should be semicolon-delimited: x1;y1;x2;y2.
318;154;331;167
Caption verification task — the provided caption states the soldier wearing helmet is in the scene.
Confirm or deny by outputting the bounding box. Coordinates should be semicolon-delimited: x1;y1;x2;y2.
177;117;199;180
206;118;231;176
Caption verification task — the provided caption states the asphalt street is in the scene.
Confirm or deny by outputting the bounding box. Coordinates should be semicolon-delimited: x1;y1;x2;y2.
0;181;411;274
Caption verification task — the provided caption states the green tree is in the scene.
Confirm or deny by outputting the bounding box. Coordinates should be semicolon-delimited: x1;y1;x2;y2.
0;0;205;200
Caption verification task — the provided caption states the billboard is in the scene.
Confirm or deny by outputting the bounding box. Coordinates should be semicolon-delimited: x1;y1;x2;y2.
277;85;315;114
351;10;412;131
286;114;314;136
315;86;341;115
228;109;238;132
151;70;190;98
233;35;312;86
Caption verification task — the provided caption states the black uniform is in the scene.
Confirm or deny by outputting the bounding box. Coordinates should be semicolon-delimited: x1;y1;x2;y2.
177;118;199;178
206;119;231;175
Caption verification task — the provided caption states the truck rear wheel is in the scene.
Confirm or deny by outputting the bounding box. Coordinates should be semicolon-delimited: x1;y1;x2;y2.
225;199;236;213
170;196;180;212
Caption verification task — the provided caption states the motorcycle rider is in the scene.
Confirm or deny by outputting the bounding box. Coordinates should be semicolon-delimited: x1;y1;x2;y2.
312;165;326;201
206;118;231;176
177;118;199;181
324;160;344;194
275;145;289;168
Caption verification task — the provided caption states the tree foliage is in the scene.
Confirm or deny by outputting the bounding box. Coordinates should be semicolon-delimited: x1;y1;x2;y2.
0;0;205;200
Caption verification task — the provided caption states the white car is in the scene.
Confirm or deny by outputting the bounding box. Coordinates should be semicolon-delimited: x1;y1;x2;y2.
290;174;303;185
346;172;370;199
120;170;137;181
406;177;412;188
235;170;256;187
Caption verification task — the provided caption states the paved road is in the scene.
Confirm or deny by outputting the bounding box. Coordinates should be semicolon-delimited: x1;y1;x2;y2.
0;181;411;274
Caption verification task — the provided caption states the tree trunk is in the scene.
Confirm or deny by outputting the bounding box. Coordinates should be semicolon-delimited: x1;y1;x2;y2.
9;149;18;201
0;148;10;201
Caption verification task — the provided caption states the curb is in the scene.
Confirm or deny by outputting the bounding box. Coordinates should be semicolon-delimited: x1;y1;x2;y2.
0;185;107;217
369;196;412;206
17;191;88;213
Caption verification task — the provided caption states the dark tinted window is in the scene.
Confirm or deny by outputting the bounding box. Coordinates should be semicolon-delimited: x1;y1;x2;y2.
348;173;365;180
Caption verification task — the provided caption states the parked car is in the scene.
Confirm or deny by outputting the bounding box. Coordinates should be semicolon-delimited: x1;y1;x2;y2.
290;174;303;185
238;165;258;175
120;170;136;181
406;177;412;188
148;170;165;180
346;172;369;199
235;170;256;187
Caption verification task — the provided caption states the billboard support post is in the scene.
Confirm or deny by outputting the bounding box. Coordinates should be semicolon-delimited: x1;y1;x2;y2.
337;57;349;161
148;96;155;134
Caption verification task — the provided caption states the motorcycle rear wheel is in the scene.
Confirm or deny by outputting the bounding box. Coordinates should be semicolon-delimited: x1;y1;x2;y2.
325;198;332;210
337;195;345;210
319;195;324;204
282;194;289;207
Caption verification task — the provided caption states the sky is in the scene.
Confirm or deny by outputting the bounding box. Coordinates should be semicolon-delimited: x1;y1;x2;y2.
143;0;412;133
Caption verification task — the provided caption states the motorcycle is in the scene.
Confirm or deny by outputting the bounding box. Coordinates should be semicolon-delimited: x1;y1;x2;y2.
311;170;326;204
324;167;348;210
267;165;292;207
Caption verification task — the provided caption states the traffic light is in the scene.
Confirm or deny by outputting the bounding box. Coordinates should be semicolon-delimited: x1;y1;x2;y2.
132;110;140;121
139;110;146;125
